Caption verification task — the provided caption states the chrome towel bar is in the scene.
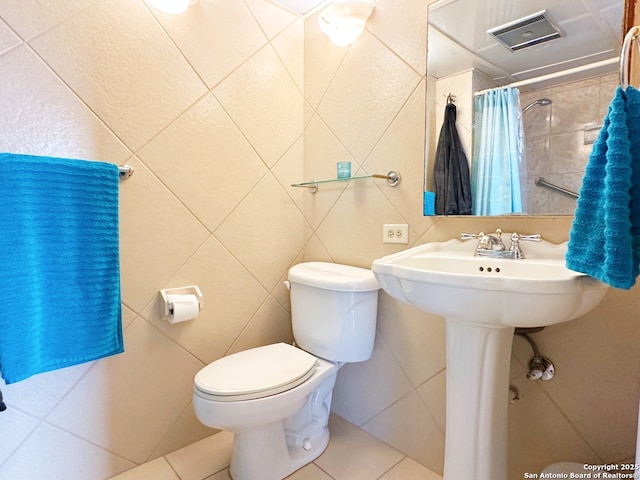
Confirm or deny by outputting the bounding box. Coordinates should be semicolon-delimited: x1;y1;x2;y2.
118;165;134;179
620;26;640;91
535;177;578;199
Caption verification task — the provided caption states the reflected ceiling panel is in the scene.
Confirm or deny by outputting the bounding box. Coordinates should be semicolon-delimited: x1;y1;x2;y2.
427;0;622;83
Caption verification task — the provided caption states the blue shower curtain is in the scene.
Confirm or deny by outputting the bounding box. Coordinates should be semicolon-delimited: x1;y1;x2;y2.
471;87;525;215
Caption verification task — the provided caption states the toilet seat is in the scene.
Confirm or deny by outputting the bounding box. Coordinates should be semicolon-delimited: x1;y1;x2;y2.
194;343;318;402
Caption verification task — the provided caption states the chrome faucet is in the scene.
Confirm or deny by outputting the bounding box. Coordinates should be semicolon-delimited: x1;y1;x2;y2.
461;229;506;256
460;229;542;259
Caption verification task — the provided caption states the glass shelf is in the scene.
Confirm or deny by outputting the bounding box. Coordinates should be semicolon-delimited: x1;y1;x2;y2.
291;170;400;193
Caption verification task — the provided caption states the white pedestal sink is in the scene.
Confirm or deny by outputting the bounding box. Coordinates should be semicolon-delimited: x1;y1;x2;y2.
371;236;608;480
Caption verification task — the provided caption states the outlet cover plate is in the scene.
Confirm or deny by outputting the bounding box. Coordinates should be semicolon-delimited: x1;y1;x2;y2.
383;224;409;244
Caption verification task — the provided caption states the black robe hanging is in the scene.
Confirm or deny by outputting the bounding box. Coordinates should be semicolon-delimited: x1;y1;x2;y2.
433;103;472;215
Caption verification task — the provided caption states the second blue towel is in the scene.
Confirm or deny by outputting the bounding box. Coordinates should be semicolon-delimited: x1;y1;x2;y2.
566;86;640;289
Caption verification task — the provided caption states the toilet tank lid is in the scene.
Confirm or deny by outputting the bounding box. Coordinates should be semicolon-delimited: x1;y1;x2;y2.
288;262;380;292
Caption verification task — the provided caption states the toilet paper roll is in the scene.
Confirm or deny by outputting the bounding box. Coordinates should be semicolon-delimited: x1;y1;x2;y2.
166;293;200;324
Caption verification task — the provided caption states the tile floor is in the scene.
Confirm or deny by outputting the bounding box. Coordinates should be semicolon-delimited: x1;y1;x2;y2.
109;415;443;480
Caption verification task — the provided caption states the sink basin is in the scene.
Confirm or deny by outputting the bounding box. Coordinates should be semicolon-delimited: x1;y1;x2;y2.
372;237;607;328
371;236;608;480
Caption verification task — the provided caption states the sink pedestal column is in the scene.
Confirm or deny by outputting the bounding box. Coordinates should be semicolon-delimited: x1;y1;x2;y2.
444;320;515;480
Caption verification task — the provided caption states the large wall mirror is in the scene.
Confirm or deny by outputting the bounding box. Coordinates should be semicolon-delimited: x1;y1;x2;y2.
425;0;623;216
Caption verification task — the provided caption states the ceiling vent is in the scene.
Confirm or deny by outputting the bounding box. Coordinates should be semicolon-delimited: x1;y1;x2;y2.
487;10;564;52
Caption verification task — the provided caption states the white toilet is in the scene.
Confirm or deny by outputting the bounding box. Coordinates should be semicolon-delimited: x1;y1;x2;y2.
192;262;380;480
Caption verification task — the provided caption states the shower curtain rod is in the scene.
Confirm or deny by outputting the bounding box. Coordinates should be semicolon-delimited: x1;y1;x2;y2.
475;58;618;96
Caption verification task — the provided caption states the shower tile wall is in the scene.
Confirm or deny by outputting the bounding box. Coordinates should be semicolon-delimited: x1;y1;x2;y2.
522;73;618;214
0;2;639;480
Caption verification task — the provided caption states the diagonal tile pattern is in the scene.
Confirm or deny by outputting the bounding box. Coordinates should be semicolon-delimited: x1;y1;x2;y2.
0;1;638;479
315;31;421;161
213;43;304;168
0;1;306;478
137;93;268;232
112;416;443;480
29;0;208;152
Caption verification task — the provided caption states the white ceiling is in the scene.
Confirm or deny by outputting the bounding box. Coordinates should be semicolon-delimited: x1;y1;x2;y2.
427;0;623;86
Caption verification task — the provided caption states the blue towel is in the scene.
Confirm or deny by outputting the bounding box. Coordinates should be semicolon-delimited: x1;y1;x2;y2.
423;191;436;216
566;86;640;289
0;153;123;383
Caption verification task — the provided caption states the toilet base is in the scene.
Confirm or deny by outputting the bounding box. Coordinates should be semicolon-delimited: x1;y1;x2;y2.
228;369;338;480
229;424;330;480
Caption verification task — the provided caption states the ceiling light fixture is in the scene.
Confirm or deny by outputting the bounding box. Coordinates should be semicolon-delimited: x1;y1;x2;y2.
144;0;196;15
318;0;376;47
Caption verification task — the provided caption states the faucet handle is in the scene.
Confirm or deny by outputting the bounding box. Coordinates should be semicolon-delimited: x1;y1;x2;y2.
510;232;542;243
460;229;502;240
460;232;481;241
508;232;542;259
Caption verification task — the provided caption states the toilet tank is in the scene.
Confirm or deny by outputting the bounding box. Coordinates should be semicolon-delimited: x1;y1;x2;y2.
287;262;380;362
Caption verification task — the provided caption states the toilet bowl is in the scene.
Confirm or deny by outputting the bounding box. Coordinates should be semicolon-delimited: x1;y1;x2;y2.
193;343;339;480
193;262;380;480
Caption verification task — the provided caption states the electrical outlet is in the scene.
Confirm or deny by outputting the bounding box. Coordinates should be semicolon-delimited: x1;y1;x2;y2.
383;224;409;244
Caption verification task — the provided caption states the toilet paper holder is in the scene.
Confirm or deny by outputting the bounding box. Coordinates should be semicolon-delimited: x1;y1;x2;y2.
159;285;204;320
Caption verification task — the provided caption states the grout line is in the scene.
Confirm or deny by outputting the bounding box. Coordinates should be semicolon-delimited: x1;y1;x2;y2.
375;455;407;479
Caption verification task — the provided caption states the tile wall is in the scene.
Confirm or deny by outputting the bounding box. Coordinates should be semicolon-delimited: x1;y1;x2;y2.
522;73;618;214
0;1;638;480
0;1;303;478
